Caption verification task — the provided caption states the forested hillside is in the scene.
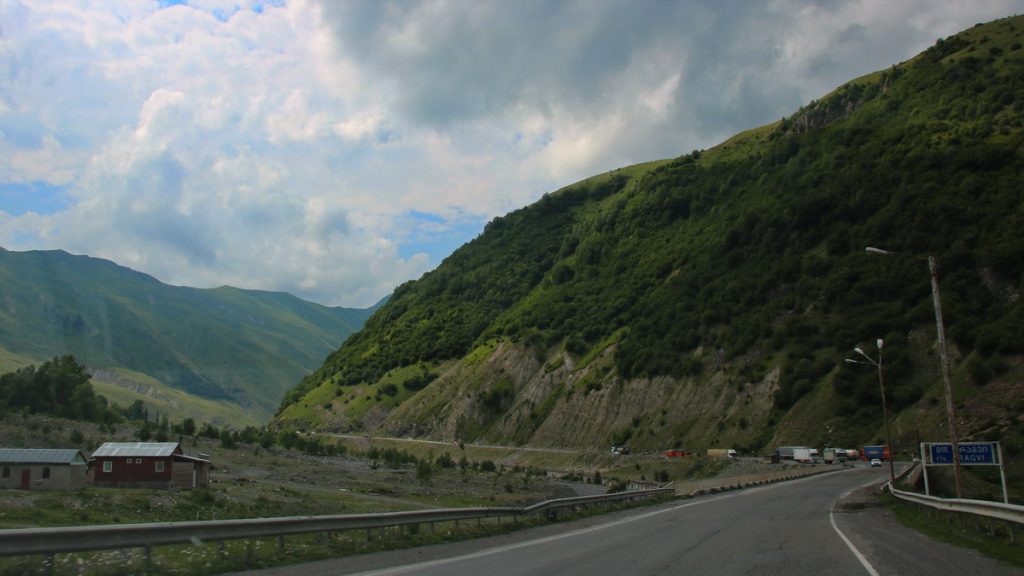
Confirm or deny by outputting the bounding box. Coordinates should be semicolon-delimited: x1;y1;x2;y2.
0;249;379;423
278;17;1024;456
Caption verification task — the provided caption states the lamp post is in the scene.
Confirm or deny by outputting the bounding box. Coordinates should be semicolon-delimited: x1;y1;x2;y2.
865;246;962;498
845;339;896;485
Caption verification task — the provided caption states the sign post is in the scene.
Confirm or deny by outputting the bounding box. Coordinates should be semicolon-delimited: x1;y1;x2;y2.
920;442;931;496
921;442;1007;503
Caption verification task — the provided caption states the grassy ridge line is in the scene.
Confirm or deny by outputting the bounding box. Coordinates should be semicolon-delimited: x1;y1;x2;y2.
0;249;376;423
89;367;257;427
0;343;257;427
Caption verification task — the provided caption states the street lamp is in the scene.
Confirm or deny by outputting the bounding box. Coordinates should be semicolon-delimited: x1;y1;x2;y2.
865;246;962;498
845;339;896;485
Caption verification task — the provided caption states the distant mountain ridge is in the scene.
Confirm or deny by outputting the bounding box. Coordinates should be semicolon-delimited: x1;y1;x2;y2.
0;248;380;424
276;16;1024;458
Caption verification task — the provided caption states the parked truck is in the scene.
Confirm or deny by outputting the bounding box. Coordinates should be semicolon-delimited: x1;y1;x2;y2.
823;448;837;464
775;446;815;461
861;445;891;461
793;448;814;463
706;448;738;458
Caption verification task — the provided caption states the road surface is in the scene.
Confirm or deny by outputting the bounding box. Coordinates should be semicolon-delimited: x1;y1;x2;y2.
230;466;1018;576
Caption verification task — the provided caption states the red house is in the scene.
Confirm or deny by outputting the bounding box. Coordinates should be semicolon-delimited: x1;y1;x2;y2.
91;442;210;489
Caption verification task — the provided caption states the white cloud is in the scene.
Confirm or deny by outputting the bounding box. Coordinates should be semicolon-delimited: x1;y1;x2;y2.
2;0;1023;307
2;134;83;185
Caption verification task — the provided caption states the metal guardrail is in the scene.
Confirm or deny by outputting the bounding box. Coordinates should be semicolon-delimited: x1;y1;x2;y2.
523;488;676;515
886;486;1024;525
0;489;672;558
883;460;1023;526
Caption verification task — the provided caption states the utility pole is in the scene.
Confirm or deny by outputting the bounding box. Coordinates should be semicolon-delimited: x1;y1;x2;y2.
929;255;962;499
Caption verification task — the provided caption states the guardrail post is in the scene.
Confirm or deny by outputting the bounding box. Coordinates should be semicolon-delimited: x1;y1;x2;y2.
277;534;285;553
44;553;54;576
144;545;153;573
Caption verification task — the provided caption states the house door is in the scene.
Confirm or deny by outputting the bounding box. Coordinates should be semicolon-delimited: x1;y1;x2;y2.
20;469;30;489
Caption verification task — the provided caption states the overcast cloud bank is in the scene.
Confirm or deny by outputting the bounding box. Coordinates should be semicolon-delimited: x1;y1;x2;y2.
1;0;1022;306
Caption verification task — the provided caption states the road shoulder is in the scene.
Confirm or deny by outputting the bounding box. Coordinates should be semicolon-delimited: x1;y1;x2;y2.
832;482;1020;576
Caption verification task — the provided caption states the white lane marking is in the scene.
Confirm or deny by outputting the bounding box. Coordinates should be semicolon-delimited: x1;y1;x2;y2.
354;469;856;576
352;495;733;575
830;475;885;576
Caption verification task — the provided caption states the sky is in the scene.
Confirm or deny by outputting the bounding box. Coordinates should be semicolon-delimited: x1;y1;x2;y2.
1;1;1022;308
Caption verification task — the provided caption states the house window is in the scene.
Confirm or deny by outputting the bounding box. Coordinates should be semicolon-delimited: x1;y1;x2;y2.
155;461;165;473
42;467;51;479
103;461;112;473
135;458;142;464
126;458;132;464
2;467;9;478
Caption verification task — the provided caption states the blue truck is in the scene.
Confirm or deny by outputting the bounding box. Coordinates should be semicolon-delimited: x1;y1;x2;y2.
861;445;890;461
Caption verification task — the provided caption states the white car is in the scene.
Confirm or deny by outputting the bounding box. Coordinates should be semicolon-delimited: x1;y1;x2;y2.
870;458;882;468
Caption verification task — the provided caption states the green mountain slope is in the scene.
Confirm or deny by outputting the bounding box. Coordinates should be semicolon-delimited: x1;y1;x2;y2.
277;17;1024;457
0;249;379;424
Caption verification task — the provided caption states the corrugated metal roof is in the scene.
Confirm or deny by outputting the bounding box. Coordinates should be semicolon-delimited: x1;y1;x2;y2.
91;442;180;458
173;453;211;464
0;448;87;465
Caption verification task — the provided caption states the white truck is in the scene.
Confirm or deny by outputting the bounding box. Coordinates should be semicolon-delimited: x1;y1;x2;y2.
793;448;814;463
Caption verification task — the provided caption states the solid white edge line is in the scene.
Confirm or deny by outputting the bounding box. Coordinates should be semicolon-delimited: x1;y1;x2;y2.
351;495;732;576
830;476;885;576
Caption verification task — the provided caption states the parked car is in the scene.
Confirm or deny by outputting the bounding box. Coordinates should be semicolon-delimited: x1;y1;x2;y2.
870;458;882;468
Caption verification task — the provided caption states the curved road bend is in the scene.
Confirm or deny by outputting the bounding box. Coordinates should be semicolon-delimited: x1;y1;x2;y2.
229;466;1019;576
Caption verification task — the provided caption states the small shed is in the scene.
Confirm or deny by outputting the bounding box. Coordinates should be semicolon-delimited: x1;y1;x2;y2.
91;442;210;489
0;448;89;491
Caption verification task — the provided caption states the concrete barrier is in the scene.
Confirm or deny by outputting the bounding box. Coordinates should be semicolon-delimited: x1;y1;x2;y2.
673;465;839;497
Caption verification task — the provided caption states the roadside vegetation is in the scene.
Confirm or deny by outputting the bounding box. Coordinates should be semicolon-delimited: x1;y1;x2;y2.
880;492;1023;568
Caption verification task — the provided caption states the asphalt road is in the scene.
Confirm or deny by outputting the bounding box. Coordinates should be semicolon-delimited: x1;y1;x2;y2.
230;466;1019;576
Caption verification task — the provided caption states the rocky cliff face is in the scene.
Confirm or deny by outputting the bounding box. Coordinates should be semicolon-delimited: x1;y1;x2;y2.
373;341;781;452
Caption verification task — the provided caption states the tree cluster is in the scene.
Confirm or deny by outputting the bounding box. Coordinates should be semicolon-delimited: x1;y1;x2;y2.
0;356;119;423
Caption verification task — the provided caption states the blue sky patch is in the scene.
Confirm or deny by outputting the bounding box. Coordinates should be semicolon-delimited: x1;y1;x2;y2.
252;1;285;14
0;182;71;216
212;5;241;22
399;211;487;266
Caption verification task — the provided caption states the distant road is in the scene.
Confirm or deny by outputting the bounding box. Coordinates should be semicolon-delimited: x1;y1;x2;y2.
230;466;1020;576
321;433;586;455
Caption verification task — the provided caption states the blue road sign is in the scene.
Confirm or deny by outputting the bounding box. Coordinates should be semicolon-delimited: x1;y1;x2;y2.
929;442;997;465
